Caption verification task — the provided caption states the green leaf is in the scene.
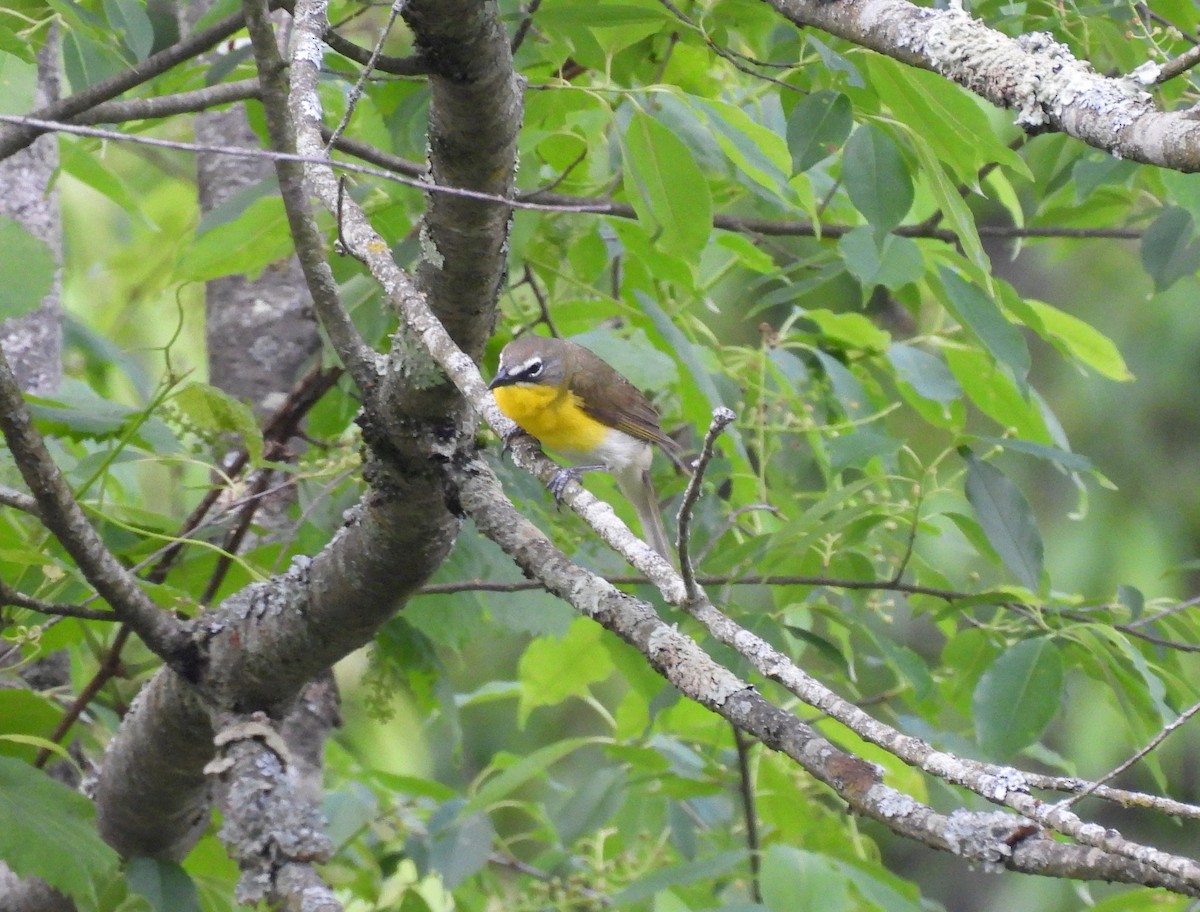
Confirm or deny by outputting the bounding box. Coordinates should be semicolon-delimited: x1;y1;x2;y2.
621;108;712;259
103;0;154;60
868;57;1029;186
127;858;201;912
0;756;119;903
615;850;747;904
420;801;496;889
0;690;61;763
60;140;148;223
813;350;869;420
171;382;264;463
1021;299;1132;381
887;343;961;404
963;451;1045;591
973;637;1064;759
518;618;613;724
944;347;1051;442
939;268;1030;382
787;90;853;174
762;846;851;912
0;25;37;64
27;379;137;440
690;96;804;210
762;845;926;912
0;216;56;321
178;194;293;282
463;737;599;815
842;124;912;234
552;766;626;845
1141;207;1200;293
838;226;924;290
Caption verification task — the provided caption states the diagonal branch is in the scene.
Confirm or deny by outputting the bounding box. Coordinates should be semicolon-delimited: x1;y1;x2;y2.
0;352;195;671
763;0;1200;171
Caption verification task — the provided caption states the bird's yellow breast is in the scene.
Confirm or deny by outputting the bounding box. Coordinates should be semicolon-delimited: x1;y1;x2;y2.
493;383;609;459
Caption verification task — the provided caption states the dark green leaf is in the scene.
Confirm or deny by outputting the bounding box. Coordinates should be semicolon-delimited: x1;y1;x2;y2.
179;195;293;283
615;850;747;904
939;268;1030;382
1117;584;1144;621
27;380;136;439
813;350;868;420
888;343;961;403
971;437;1091;473
126;858;200;912
842;125;912;234
0;690;61;763
0;216;56;321
761;846;850;912
104;0;154;60
838;226;924;289
787;90;853;174
827;430;898;472
421;801;495;889
963;452;1045;591
1141;207;1200;292
0;757;119;903
973;637;1063;759
552;767;626;845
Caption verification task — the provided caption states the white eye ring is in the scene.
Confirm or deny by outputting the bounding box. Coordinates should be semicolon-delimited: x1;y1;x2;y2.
526;360;543;378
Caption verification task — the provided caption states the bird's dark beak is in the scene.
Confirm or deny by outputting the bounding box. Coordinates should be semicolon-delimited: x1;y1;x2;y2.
488;366;513;390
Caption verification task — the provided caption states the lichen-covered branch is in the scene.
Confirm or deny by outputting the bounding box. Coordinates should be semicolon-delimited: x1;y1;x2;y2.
765;0;1200;171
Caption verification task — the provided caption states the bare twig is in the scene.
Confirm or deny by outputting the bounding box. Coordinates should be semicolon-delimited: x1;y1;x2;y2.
0;484;40;517
677;407;736;601
0;3;281;161
1056;696;1200;811
0;351;193;670
0;580;117;621
34;626;131;768
732;727;763;903
325;0;407;152
510;0;543;53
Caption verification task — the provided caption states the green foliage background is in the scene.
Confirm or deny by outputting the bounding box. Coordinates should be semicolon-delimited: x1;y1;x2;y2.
3;0;1200;909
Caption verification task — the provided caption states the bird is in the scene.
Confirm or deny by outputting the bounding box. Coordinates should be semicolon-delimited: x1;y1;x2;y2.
488;335;684;560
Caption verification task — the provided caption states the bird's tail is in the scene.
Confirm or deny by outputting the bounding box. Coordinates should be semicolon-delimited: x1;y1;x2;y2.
616;466;673;562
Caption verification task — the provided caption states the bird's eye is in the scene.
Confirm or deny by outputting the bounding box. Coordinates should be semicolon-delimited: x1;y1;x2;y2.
526;360;543;378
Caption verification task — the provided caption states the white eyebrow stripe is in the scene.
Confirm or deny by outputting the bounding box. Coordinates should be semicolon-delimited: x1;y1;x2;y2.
511;357;542;374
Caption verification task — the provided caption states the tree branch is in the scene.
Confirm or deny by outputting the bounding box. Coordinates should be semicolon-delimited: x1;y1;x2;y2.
0;351;195;671
766;0;1200;171
0;4;281;161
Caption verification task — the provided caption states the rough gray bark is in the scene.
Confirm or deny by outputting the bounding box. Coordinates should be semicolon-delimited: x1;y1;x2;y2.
0;41;61;394
765;0;1200;171
92;0;516;870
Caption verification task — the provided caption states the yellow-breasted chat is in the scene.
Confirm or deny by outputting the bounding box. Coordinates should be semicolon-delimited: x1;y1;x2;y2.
488;335;684;559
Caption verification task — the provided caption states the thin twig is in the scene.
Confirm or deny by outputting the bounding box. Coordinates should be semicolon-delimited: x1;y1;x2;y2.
1056;696;1200;811
510;0;543;53
0;484;40;517
1;113;1146;245
325;0;407;152
34;626;131;768
0;580;118;621
657;0;799;92
0;2;282;161
732;727;763;903
888;489;923;585
676;407;736;601
0;349;191;667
